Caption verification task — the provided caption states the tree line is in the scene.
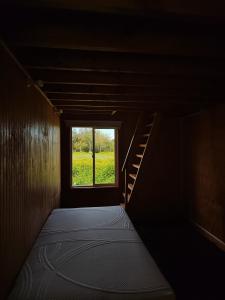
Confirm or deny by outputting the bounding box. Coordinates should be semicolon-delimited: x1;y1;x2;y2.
72;128;114;152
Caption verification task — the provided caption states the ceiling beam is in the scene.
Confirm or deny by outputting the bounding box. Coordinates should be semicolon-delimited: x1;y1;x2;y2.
43;83;223;97
2;17;225;58
51;101;207;111
55;104;149;110
49;96;211;105
28;68;224;87
3;0;225;18
26;64;225;78
51;100;151;106
56;104;203;112
14;48;225;75
62;108;115;113
58;105;125;109
57;102;207;115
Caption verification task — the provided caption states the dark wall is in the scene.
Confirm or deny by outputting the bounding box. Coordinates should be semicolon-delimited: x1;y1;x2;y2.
60;112;137;207
0;43;61;299
182;104;225;246
127;116;182;222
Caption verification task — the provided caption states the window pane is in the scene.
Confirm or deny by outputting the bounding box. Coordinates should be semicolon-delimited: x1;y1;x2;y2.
95;129;116;184
72;127;93;186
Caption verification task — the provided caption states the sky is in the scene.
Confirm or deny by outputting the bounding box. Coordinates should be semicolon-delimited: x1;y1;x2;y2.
97;129;114;139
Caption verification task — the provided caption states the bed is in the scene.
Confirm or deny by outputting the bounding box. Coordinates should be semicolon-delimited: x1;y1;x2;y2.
8;206;175;300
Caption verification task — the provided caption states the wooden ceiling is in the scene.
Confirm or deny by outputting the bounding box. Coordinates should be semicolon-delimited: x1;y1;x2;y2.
1;1;225;116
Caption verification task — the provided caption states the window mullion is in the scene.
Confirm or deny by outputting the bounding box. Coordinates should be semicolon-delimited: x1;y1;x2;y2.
92;127;95;186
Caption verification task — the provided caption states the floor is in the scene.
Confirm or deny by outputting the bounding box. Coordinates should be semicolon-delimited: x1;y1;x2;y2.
135;222;225;300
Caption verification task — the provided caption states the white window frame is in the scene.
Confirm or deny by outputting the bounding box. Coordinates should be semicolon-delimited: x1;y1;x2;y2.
69;121;121;188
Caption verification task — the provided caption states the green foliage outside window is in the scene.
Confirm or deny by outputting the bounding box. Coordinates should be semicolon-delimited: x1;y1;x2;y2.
72;128;116;186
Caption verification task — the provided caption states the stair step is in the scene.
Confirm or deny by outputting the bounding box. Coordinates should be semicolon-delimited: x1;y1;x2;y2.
146;122;153;127
139;143;147;148
122;192;131;201
136;154;143;158
142;133;150;138
132;163;140;169
129;173;137;180
128;183;133;191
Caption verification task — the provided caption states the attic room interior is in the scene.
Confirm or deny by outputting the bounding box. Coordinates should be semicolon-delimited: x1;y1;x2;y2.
1;1;225;299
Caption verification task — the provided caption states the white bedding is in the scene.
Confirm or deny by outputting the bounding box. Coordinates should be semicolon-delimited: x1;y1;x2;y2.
8;206;175;300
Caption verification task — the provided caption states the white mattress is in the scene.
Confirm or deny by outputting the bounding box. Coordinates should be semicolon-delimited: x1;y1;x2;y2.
9;206;175;300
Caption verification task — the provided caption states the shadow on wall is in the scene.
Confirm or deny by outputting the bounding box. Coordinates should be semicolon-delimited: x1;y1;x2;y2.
182;103;225;246
127;116;183;223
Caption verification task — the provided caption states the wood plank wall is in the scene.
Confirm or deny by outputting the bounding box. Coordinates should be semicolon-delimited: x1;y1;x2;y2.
0;43;61;299
182;104;225;248
127;117;182;223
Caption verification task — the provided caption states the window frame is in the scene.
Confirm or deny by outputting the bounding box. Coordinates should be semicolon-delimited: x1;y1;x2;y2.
70;124;119;189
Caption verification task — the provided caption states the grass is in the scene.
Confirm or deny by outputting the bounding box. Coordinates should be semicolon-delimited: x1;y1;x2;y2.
72;151;115;186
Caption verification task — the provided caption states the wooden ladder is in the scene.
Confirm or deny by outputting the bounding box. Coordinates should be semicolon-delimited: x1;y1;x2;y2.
122;112;158;206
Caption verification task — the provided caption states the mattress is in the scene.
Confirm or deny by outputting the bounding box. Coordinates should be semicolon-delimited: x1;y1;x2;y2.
8;206;175;300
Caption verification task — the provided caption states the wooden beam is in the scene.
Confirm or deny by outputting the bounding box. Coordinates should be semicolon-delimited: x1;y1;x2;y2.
51;100;150;106
52;101;198;109
52;103;205;113
28;68;224;87
44;84;178;94
3;16;225;58
14;48;225;75
49;96;206;109
58;102;205;114
43;83;224;98
44;91;225;104
54;104;148;111
44;90;224;102
3;0;225;18
48;93;155;102
62;108;115;113
57;106;184;112
3;0;225;24
49;97;210;105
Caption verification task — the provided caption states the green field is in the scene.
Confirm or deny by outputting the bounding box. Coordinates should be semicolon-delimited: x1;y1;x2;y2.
72;151;115;186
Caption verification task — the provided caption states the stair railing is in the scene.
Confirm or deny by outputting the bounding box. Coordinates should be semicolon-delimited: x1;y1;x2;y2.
122;114;142;205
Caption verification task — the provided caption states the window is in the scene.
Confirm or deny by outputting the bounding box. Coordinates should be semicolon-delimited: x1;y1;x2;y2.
71;127;118;187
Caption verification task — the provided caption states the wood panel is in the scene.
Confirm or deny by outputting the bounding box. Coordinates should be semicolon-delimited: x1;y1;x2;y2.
46;93;213;103
1;5;225;58
1;1;225;116
2;0;225;18
0;43;61;299
182;104;225;245
44;84;224;99
3;18;225;58
127;117;182;222
28;68;225;87
13;47;225;75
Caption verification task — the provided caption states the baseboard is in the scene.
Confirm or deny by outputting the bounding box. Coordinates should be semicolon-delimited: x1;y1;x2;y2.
191;221;225;252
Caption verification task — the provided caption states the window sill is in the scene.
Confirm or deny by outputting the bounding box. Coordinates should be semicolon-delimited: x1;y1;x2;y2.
71;185;119;190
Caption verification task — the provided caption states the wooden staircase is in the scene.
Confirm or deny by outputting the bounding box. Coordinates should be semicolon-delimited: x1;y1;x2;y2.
122;113;158;205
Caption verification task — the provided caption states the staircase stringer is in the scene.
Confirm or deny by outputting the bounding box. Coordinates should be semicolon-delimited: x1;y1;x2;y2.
126;112;161;204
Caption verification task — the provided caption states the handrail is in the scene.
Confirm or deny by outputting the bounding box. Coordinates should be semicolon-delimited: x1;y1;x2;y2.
121;114;142;172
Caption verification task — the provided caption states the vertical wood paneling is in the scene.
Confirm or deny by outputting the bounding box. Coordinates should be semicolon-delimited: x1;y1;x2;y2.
0;43;61;299
183;104;225;245
127;117;182;222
